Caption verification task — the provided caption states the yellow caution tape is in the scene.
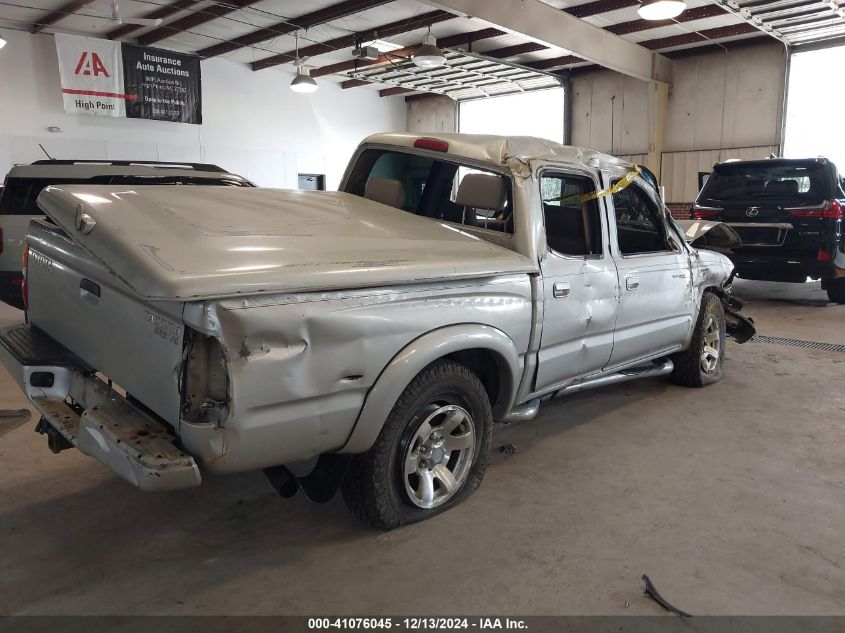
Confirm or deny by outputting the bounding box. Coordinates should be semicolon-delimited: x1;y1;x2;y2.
548;165;642;205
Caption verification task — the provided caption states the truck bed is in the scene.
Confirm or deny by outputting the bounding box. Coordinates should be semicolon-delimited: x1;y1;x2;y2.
35;185;536;301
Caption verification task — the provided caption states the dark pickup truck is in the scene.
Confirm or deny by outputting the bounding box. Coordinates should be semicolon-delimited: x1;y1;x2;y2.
692;157;845;304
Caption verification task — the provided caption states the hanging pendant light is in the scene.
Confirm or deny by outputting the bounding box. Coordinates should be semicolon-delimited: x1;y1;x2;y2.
637;0;686;20
290;67;318;93
413;32;445;68
289;32;318;93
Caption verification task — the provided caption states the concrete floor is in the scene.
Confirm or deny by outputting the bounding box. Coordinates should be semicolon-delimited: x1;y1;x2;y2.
0;279;843;615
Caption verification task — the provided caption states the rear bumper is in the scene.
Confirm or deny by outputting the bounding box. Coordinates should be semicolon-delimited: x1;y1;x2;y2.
732;253;839;282
0;324;201;491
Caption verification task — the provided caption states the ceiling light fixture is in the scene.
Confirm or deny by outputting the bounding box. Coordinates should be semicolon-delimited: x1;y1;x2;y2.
289;32;318;93
413;32;445;68
290;67;318;93
361;38;402;53
637;0;686;20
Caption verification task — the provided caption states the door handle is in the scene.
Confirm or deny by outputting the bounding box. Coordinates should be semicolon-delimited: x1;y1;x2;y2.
625;276;639;291
80;278;100;297
552;282;570;298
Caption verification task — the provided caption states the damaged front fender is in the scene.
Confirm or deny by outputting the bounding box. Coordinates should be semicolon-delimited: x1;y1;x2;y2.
712;285;756;344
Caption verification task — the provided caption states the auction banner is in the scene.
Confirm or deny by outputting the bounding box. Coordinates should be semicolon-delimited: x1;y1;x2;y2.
55;33;202;124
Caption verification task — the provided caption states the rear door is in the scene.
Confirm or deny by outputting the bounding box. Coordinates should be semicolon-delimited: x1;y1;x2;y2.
606;176;694;368
534;169;617;389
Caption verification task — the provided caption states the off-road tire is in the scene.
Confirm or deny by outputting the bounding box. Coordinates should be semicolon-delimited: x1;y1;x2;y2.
826;279;845;304
669;291;726;388
342;360;493;530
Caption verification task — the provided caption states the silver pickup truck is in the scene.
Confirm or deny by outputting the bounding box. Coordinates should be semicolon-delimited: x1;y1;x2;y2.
0;133;754;529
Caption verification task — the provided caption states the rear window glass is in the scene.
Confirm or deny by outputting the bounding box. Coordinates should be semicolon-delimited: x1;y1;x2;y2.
0;175;251;215
699;162;830;204
344;149;514;234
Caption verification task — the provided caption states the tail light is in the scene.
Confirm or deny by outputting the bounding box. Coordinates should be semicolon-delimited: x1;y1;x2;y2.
817;249;832;262
789;199;844;219
21;244;29;309
182;329;229;425
691;205;722;220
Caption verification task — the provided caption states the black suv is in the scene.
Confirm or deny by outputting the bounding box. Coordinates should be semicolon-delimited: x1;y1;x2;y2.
692;157;845;304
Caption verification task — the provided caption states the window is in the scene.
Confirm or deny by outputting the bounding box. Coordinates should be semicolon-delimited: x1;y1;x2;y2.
611;182;670;255
344;149;513;234
346;150;436;213
698;162;829;205
540;173;602;256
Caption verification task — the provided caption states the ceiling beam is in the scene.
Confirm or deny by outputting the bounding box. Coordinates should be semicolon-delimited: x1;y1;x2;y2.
137;0;262;47
31;0;95;33
565;0;639;18
660;33;771;57
312;47;413;78
482;42;549;58
107;0;200;40
195;0;392;59
420;0;665;81
351;41;569;95
641;23;759;49
606;5;727;35
327;30;533;89
306;26;503;78
251;9;455;71
524;55;584;71
341;79;371;88
380;86;416;96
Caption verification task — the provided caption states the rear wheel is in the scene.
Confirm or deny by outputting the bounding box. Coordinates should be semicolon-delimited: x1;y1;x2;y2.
826;279;845;304
670;291;726;387
342;360;492;530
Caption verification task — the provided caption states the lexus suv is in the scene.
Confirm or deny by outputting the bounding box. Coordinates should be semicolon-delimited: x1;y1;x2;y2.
0;160;253;309
692;157;845;304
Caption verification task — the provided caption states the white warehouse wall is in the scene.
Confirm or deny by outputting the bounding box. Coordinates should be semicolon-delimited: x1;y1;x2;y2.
571;41;786;156
571;40;786;204
408;40;786;205
0;30;407;188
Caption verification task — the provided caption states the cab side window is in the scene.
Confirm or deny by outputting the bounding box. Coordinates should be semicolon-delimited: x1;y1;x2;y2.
611;182;670;255
540;172;602;256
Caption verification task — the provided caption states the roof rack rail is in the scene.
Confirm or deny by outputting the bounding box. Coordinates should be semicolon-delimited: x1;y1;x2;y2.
30;160;227;172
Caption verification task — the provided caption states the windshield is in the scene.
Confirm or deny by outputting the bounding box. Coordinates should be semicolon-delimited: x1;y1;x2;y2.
699;162;830;205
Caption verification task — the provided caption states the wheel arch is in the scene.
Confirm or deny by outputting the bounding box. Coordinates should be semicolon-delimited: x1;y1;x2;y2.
339;324;521;454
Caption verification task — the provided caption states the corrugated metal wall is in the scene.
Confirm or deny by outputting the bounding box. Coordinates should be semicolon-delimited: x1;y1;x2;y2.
660;145;779;203
617;153;648;166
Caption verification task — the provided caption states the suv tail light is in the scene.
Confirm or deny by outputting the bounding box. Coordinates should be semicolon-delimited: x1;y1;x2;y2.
691;205;722;220
789;199;844;220
21;244;29;309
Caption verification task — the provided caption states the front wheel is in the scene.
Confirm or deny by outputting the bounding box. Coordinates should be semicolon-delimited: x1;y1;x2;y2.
342;360;493;530
826;278;845;304
669;291;726;387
